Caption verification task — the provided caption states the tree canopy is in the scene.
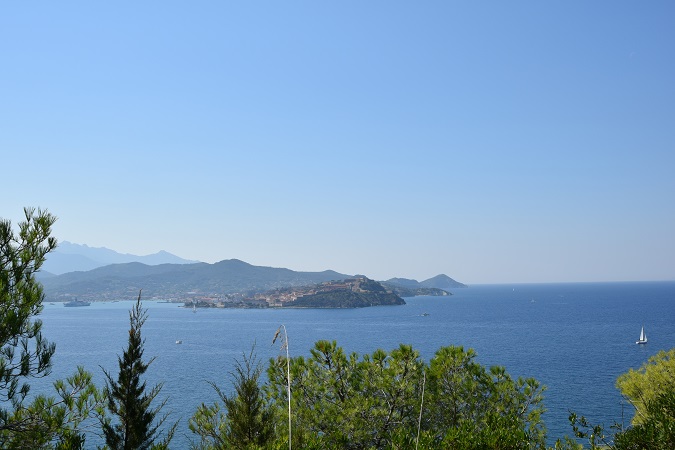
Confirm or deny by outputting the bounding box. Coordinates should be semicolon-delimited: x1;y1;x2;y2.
616;348;675;426
189;347;274;450
266;340;547;449
100;292;176;450
0;207;57;421
1;208;103;449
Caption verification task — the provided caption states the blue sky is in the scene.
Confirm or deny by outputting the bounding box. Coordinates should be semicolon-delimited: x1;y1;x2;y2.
2;2;674;284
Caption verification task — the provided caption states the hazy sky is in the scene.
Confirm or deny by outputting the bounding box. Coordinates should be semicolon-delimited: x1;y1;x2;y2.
2;2;674;284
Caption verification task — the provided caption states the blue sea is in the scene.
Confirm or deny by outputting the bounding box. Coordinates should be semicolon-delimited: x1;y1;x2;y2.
34;281;675;448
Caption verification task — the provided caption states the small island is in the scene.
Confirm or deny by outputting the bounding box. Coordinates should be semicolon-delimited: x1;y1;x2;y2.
378;284;450;298
279;277;405;308
188;277;406;309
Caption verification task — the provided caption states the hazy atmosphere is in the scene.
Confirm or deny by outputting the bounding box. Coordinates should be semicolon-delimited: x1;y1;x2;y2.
2;2;674;284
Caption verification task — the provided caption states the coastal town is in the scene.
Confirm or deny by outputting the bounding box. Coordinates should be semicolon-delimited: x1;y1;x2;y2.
187;276;402;309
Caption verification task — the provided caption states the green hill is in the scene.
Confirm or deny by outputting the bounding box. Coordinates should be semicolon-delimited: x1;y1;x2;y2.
285;278;405;308
40;259;350;301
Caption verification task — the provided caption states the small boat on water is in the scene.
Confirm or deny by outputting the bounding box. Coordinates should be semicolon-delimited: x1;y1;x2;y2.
636;326;648;345
176;340;182;344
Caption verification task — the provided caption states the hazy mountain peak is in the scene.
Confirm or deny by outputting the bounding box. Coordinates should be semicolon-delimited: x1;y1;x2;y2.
383;275;467;290
420;274;467;289
43;241;200;275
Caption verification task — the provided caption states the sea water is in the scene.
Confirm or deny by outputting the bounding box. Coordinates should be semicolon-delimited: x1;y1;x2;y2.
33;281;675;447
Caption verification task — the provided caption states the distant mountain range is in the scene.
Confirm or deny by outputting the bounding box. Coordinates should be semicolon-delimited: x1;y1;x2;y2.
42;241;199;275
38;242;466;302
39;259;349;301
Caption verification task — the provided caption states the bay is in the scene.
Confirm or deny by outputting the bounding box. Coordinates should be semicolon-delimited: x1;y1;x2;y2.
34;281;675;447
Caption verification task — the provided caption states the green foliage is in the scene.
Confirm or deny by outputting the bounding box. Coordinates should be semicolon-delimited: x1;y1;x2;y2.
0;208;104;448
1;208;57;428
426;346;547;449
558;349;675;449
613;389;675;450
266;341;546;450
266;340;423;449
189;402;228;450
563;412;614;450
189;346;274;449
100;292;176;450
550;436;584;450
616;348;675;426
0;366;104;449
561;391;675;450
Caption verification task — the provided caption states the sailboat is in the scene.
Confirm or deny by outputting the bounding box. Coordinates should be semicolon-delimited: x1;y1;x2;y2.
636;326;647;345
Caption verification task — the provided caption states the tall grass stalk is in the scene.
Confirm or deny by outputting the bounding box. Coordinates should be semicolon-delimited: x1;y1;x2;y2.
273;324;291;450
416;371;426;450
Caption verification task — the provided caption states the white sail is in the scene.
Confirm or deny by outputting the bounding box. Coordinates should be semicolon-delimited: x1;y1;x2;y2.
636;326;647;344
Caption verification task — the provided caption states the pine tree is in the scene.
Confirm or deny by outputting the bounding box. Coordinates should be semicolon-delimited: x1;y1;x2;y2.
221;347;274;448
188;346;274;449
0;207;57;432
101;292;176;450
1;208;103;448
